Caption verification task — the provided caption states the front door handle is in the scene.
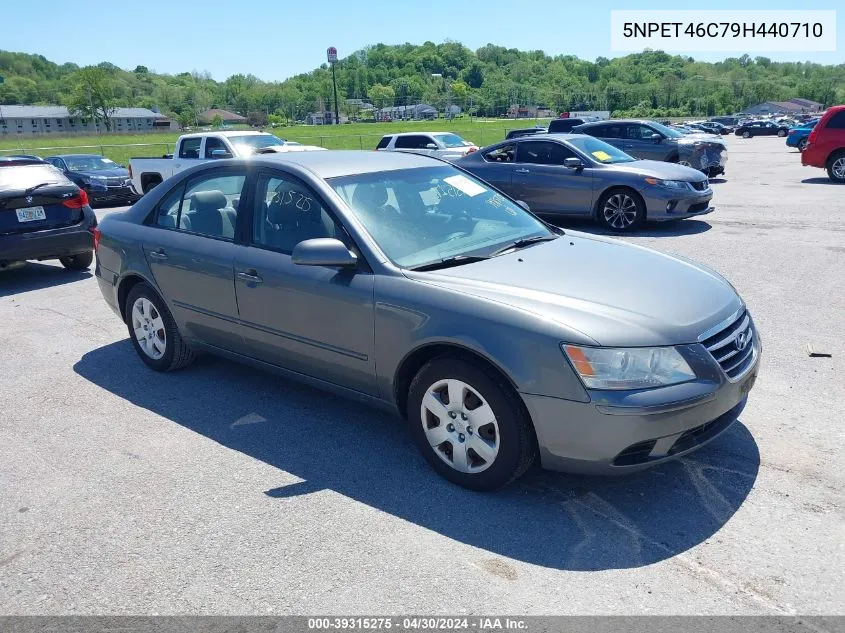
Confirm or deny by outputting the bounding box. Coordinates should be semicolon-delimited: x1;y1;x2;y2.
148;248;168;260
237;269;263;284
515;168;530;174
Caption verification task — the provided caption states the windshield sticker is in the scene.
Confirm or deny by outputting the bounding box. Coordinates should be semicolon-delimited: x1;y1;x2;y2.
444;175;487;197
591;150;612;161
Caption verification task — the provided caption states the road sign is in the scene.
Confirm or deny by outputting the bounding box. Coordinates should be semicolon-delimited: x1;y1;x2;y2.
327;47;338;63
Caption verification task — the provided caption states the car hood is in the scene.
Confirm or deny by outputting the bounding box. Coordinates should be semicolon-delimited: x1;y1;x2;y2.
677;133;725;146
73;167;129;178
605;159;708;182
407;232;742;347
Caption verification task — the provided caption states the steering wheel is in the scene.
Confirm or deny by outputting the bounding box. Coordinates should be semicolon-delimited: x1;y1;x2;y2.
444;231;468;242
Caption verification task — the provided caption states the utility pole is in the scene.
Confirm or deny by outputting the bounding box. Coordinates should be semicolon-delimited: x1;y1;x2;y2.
327;47;340;125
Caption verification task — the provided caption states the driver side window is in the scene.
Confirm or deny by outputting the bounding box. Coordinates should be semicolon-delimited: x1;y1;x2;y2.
484;144;515;163
204;137;230;159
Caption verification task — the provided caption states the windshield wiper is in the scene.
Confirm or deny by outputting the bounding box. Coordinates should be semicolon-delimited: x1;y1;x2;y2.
408;255;490;272
23;182;55;195
490;234;558;257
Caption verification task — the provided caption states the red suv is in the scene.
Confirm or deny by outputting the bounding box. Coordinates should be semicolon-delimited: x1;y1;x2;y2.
802;105;845;183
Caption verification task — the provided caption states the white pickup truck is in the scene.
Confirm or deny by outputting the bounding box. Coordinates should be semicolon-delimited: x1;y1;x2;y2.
129;131;324;194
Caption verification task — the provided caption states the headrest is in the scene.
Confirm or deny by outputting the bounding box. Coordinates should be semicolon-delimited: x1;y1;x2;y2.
352;183;388;210
190;190;227;212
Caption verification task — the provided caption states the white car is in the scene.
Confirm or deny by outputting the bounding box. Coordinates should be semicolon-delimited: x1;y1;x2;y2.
375;132;478;160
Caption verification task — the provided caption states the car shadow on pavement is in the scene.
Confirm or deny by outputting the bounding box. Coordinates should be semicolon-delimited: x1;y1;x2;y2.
74;341;760;572
551;218;712;238
0;262;91;298
801;177;839;185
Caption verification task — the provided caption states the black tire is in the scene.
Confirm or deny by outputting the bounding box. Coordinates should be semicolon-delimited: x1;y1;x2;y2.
777;129;787;137
797;138;808;152
826;151;845;184
59;251;93;270
407;357;537;491
124;283;195;372
142;178;162;194
596;188;646;232
742;131;752;139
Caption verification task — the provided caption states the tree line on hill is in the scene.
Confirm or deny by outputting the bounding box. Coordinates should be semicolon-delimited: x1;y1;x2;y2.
1;43;843;130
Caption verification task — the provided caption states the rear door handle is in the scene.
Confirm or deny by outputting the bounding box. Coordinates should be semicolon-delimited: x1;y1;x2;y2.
148;248;168;260
515;168;530;174
237;269;263;284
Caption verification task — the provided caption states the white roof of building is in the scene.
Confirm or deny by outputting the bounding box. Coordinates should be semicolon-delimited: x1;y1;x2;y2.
0;105;165;119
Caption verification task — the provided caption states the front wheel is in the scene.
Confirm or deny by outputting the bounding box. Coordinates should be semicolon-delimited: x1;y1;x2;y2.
827;152;845;183
125;283;195;371
408;357;537;490
798;138;808;152
742;131;751;139
777;129;787;137
59;251;93;270
597;189;645;232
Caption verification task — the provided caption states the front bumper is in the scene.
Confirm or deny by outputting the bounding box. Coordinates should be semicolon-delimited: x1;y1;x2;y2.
0;208;96;263
86;184;141;205
642;186;715;221
522;342;761;475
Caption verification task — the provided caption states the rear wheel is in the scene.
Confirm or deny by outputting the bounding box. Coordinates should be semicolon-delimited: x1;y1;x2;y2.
827;152;845;183
125;283;194;371
742;131;752;139
59;251;93;270
407;357;536;490
777;129;787;137
597;188;645;232
798;138;808;152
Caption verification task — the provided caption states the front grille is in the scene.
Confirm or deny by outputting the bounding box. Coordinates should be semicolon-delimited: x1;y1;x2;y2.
701;310;756;381
690;181;707;191
612;439;658;466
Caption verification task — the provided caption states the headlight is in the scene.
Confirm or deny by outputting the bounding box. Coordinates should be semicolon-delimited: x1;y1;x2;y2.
645;177;688;190
562;344;696;390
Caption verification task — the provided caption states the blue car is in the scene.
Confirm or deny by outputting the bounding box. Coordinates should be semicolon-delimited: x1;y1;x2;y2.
786;119;819;152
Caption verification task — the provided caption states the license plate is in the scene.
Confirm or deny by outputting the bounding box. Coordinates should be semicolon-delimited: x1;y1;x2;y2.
16;206;46;222
740;373;757;395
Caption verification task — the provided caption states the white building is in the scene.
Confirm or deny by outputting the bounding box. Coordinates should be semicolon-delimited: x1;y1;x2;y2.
0;105;172;137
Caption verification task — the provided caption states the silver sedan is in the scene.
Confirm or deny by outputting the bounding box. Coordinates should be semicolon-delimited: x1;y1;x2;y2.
93;150;759;490
456;134;714;231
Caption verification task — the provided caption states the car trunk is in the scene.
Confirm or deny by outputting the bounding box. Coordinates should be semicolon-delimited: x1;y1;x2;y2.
0;164;86;236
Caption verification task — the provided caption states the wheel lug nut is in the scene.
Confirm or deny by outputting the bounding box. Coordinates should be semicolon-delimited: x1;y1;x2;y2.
461;413;467;420
449;411;457;419
458;433;465;442
447;423;455;432
467;426;473;434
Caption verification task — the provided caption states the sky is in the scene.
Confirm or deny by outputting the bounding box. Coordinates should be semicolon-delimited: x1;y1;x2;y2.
2;0;842;82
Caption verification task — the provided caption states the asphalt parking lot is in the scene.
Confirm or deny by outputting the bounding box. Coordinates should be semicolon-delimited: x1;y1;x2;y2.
1;135;842;615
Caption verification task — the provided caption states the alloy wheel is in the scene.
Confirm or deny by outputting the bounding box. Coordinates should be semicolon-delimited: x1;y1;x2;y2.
831;157;845;180
420;378;500;474
602;193;639;230
131;297;167;360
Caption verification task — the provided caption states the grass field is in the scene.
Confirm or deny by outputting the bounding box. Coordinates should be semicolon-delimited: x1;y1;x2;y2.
0;118;552;166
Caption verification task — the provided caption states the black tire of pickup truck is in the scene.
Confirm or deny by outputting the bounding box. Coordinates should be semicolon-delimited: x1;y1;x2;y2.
141;176;162;194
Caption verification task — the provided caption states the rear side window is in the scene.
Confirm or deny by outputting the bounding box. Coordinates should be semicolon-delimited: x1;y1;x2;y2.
394;135;433;149
154;172;245;240
590;124;624;138
376;136;392;149
826;111;845;129
178;138;201;159
155;185;184;228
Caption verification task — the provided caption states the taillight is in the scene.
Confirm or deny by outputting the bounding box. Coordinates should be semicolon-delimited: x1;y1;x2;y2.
128;164;133;179
808;126;820;144
63;189;89;209
89;226;101;251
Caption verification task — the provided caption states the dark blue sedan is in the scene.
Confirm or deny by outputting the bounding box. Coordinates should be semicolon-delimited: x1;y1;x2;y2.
45;154;140;206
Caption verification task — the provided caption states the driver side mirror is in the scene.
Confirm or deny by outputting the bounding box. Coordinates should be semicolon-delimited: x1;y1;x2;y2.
292;238;358;268
516;200;531;212
563;157;583;169
210;149;233;159
425;143;438;150
651;133;663;143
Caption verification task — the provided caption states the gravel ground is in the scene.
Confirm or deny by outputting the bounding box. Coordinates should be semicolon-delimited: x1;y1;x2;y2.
0;135;842;615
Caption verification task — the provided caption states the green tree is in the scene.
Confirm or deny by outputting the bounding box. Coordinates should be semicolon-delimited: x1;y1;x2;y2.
211;113;224;128
176;108;196;130
367;83;395;108
64;66;120;130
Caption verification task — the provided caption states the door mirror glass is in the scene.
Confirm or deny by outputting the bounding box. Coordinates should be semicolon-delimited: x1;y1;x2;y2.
425;143;438;150
292;238;358;267
210;149;233;159
651;133;662;143
563;157;583;169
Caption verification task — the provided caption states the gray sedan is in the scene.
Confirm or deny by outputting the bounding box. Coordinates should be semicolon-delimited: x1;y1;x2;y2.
93;151;760;490
456;134;714;231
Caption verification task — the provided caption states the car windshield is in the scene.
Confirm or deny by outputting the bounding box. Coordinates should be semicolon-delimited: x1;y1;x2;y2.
229;134;286;153
328;165;553;269
64;156;120;171
433;133;471;148
567;136;636;164
0;164;65;191
649;121;684;138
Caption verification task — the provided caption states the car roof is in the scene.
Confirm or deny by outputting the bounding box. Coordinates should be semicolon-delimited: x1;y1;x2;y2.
250;149;444;178
51;153;108;159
